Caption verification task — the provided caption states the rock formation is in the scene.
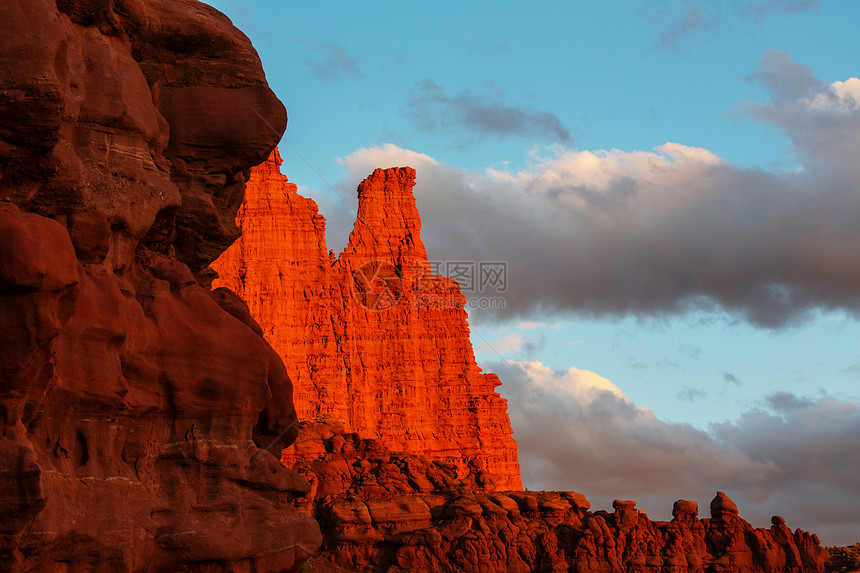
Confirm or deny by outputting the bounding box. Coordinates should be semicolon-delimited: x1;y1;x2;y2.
1;1;829;570
211;150;523;490
211;151;827;573
289;431;826;573
0;0;320;570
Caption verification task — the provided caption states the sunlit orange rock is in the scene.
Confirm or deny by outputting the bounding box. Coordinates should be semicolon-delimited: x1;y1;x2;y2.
211;150;523;490
209;152;827;573
286;444;827;573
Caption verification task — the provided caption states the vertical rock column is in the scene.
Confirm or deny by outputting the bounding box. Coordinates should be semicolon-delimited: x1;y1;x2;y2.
212;151;523;490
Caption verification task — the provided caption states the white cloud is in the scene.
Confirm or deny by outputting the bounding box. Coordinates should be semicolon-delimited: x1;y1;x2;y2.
475;332;526;356
830;78;860;107
808;77;860;111
515;320;547;330
487;143;722;195
516;360;627;403
338;143;438;172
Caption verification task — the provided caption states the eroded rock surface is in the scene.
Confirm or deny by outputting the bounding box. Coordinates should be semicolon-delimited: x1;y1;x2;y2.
210;151;827;573
293;439;826;573
0;1;320;570
211;150;522;490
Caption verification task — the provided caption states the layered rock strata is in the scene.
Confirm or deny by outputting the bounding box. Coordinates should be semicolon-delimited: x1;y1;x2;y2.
0;1;320;570
291;426;826;573
211;151;522;490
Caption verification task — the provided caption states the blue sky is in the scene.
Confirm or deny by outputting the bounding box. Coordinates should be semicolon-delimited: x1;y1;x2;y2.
208;0;860;544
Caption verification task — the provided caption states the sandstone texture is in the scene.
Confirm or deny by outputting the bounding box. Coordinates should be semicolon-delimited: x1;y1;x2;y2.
0;1;320;570
211;153;826;573
291;435;826;573
211;151;523;490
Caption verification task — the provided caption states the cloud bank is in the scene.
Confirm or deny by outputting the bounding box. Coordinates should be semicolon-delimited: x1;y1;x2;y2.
337;53;860;328
489;359;860;546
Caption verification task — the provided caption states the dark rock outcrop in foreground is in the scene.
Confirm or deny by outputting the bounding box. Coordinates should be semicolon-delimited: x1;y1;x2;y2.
0;0;320;570
291;423;827;573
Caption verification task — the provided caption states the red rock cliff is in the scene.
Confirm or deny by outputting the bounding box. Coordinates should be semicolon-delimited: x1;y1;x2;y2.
284;429;828;573
211;150;523;490
0;1;320;570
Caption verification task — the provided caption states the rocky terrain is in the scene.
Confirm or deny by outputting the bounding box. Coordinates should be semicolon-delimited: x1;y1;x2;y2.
825;544;860;573
212;152;828;573
284;421;826;573
211;150;522;490
0;0;319;570
0;0;833;571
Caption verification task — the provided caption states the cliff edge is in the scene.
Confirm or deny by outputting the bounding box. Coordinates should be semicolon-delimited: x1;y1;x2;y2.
0;1;320;570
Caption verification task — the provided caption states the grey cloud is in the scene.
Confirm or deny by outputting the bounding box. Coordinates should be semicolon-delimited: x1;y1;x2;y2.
743;0;819;20
765;390;814;411
746;52;860;180
521;335;547;360
843;364;860;378
710;396;860;537
679;344;702;359
678;386;707;401
338;53;860;329
642;0;819;50
303;42;361;82
723;372;741;386
406;79;571;142
644;1;720;50
746;50;824;102
491;360;860;545
624;355;680;371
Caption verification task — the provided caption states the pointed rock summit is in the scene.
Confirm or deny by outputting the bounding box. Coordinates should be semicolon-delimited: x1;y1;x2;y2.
210;151;827;573
341;166;430;271
211;150;523;490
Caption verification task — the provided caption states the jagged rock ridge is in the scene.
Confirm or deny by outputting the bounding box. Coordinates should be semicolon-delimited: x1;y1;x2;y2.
211;151;827;573
0;1;320;570
292;427;827;573
211;149;523;490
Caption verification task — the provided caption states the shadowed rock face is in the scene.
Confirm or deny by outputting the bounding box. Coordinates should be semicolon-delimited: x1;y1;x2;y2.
0;0;286;272
0;0;320;570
